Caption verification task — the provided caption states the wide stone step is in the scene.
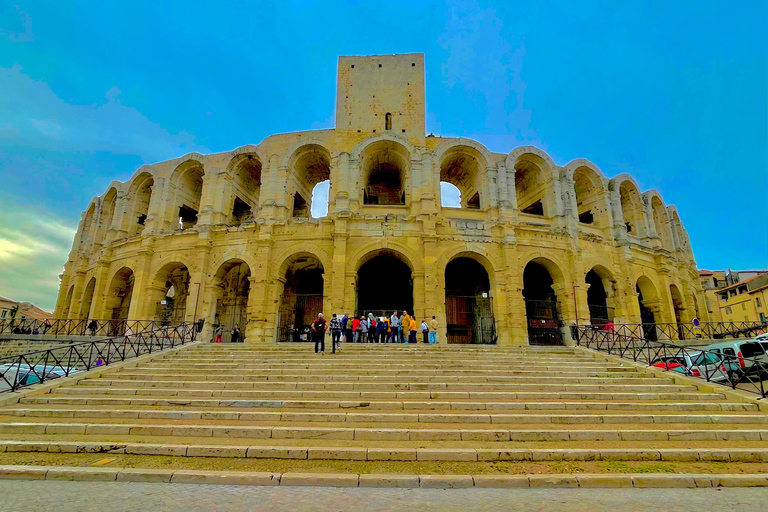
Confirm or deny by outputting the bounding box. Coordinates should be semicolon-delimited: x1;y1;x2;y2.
107;371;646;381
72;380;693;392
22;397;752;410
47;388;718;401
0;422;764;441
3;408;764;425
1;440;765;463
145;362;618;370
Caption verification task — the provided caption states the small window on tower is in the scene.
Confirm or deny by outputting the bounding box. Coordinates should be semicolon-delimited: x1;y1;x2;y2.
385;113;392;131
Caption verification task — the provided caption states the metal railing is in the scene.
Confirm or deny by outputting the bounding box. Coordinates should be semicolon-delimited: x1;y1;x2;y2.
0;318;190;338
576;326;767;398
0;322;196;393
604;321;768;342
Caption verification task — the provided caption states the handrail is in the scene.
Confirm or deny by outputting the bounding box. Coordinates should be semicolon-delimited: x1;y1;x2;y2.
576;326;767;398
0;322;196;393
0;318;190;337
603;321;767;342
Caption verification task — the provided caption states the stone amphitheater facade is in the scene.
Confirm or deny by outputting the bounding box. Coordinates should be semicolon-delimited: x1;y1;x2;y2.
54;53;706;345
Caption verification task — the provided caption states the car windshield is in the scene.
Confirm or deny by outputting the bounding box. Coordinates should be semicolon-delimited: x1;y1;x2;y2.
691;352;721;366
741;343;766;358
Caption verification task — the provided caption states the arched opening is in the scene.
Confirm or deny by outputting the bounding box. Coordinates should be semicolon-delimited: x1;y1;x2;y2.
95;188;117;244
361;141;409;205
150;263;190;325
636;276;658;340
61;285;75;319
173;163;204;229
671;212;689;252
79;203;96;251
586;268;614;326
440;182;462;208
213;260;251;342
445;257;494;344
127;173;153;236
651;196;673;250
619;181;645;236
356;251;413;318
523;260;563;345
573;167;607;227
439;147;484;210
277;255;324;342
515;155;551;217
290;145;331;218
670;284;686;327
229;154;261;226
79;278;97;320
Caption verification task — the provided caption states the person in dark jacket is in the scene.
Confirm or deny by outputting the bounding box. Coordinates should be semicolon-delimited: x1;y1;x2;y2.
311;313;328;354
88;320;98;336
231;324;242;343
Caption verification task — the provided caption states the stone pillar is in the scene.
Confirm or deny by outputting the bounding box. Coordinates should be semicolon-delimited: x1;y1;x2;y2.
144;177;166;235
422;234;441;342
412;271;425;324
108;191;129;241
334;154;351;214
609;187;627;244
198;170;229;226
502;244;527;346
246;240;273;343
552;282;576;346
129;249;155;320
330;228;349;316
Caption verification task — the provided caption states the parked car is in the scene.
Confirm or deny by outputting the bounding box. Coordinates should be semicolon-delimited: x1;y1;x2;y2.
649;350;729;382
0;364;79;392
703;339;768;381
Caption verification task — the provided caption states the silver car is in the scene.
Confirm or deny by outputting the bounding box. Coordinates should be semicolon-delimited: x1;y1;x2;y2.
650;350;729;382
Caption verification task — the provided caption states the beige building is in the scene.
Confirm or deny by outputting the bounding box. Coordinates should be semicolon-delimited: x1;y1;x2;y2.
53;53;706;345
714;274;768;324
0;296;53;323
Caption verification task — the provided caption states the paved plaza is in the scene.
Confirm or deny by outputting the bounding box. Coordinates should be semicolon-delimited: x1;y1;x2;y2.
0;481;766;512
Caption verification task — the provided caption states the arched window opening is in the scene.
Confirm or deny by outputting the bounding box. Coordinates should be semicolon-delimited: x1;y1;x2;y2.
175;165;204;230
290;145;331;217
213;260;250;342
357;252;413;317
230;155;261;226
151;264;190;325
636;277;658;341
619;181;644;236
439;148;483;210
445;257;494;344
586;269;614;325
278;255;324;342
106;268;134;335
129;175;153;236
515;157;550;217
61;285;75;320
96;188;117;244
385;113;392;131
311;180;330;218
573;168;606;227
79;204;96;251
362;141;409;206
523;260;563;345
651;197;673;250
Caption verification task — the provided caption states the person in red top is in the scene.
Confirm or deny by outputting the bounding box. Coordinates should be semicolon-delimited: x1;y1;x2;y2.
352;316;361;343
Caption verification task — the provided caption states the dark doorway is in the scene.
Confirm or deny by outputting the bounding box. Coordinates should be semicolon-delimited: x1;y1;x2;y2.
637;284;657;341
356;254;413;317
586;270;612;326
523;261;563;345
278;258;323;342
445;258;495;344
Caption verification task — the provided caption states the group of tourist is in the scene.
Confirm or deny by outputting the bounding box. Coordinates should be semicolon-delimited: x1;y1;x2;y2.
310;311;439;354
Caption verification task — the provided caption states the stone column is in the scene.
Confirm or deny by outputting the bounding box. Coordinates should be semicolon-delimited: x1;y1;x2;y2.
502;244;527;346
108;191;129;241
412;271;425;324
246;240;273;343
334;154;351;214
129;249;155;320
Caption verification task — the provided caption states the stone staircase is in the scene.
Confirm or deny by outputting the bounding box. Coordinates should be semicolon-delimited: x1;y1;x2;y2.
0;343;766;486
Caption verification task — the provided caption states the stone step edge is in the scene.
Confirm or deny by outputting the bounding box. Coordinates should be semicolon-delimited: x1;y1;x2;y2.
0;465;765;488
1;424;766;442
1;441;766;462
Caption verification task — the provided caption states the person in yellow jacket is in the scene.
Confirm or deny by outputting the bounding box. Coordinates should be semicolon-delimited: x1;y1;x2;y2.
407;317;418;344
400;311;411;344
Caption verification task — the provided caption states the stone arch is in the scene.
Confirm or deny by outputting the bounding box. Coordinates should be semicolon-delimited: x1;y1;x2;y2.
442;251;497;344
522;256;566;345
646;192;674;250
227;153;262;226
669;283;687;324
668;207;689;252
350;133;417;162
95;187;117;244
78;277;97;319
124;171;154;236
585;264;617;325
105;266;135;320
78;201;98;252
508;147;558;218
358;139;411;206
149;261;192;324
61;285;75;319
611;174;647;237
169;158;205;229
436;143;490;210
211;259;251;341
276;251;326;342
231;144;269;166
355;248;415;318
287;144;332;218
570;163;610;228
636;275;660;339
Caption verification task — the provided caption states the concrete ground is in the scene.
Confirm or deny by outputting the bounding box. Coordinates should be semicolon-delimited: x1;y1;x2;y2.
0;481;765;512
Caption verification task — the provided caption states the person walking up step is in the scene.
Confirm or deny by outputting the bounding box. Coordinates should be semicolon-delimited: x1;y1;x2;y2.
330;314;343;352
311;313;328;354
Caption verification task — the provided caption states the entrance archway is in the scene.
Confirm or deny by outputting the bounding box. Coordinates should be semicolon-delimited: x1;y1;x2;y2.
105;267;134;335
277;254;324;342
150;263;190;325
445;257;494;344
356;251;413;318
636;276;658;340
79;278;97;320
523;260;563;345
586;268;614;326
670;284;686;339
213;260;250;342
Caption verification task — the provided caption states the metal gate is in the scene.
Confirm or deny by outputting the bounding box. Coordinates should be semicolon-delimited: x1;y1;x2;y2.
278;293;323;342
525;299;563;346
217;297;248;342
446;295;496;344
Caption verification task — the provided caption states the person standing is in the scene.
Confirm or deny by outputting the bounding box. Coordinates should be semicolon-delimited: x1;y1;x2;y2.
367;314;376;343
359;315;368;343
345;315;354;345
408;316;418;344
376;317;387;343
400;311;410;344
421;319;429;344
231;324;241;343
429;316;439;344
389;311;400;343
87;319;98;337
352;316;361;343
213;325;223;343
341;313;349;343
330;314;343;351
311;313;328;354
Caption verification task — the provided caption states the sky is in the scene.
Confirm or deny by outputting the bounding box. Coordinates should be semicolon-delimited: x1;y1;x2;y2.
0;0;765;312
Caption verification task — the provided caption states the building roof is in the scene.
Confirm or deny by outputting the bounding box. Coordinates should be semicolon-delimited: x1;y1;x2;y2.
716;274;768;294
698;270;714;276
19;303;54;321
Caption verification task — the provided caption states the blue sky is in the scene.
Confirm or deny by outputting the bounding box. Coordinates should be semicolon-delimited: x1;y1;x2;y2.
0;1;765;312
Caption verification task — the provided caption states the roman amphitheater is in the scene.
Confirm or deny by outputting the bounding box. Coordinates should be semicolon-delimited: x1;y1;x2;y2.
54;53;706;345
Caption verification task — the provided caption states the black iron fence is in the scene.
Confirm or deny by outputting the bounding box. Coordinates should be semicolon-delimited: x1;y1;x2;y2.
0;318;190;338
600;321;768;342
0;322;196;393
576;325;767;398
